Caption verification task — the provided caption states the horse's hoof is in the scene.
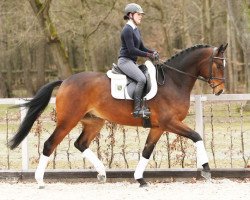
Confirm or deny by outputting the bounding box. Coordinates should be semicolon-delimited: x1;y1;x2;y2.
97;174;106;183
38;185;45;189
201;170;211;180
37;182;45;189
137;178;148;187
139;183;148;188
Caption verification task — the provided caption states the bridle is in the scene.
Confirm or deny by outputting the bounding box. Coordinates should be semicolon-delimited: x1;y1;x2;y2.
156;48;226;89
208;51;226;89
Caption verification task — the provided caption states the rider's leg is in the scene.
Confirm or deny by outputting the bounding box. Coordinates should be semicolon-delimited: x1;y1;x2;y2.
118;58;146;117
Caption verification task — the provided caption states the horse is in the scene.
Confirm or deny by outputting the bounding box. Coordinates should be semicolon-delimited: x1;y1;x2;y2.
8;44;227;188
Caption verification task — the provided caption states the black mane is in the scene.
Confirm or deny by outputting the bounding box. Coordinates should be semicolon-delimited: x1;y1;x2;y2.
164;44;212;65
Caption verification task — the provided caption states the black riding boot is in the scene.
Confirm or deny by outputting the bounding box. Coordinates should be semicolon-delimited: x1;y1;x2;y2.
133;97;143;117
133;85;144;118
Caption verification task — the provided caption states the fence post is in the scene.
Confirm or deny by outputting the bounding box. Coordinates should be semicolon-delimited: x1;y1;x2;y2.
194;95;205;168
16;100;29;171
194;95;204;139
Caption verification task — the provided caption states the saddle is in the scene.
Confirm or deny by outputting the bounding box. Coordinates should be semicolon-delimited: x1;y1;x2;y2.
106;60;157;100
106;60;157;128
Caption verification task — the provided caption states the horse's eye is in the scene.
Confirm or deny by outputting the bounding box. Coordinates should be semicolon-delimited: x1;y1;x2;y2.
217;64;224;69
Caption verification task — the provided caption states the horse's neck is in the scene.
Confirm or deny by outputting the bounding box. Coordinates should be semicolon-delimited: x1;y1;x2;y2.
165;65;198;95
162;47;212;97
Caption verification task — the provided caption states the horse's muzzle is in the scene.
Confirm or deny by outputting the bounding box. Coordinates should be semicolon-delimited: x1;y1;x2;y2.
215;89;224;96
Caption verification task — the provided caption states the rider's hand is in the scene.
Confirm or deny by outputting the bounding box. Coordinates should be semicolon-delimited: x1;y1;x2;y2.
147;51;159;62
153;51;160;61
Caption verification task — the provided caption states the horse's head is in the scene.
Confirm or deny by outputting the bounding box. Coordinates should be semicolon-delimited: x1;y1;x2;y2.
200;44;228;95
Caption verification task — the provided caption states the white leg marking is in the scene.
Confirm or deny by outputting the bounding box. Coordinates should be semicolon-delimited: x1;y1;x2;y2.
134;156;149;180
82;148;106;177
35;154;50;188
195;141;209;168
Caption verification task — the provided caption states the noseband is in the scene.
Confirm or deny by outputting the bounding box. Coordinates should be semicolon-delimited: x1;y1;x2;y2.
157;47;226;89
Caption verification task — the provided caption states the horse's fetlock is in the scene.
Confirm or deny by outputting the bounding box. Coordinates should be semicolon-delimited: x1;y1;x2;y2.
43;141;53;156
202;163;210;172
74;141;87;152
142;143;155;159
190;132;202;143
74;140;80;150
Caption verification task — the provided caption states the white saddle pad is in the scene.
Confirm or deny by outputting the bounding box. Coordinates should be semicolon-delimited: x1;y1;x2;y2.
106;60;157;100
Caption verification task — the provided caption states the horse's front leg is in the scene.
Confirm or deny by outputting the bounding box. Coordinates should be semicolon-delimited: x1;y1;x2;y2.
168;120;211;180
134;127;164;187
195;141;210;179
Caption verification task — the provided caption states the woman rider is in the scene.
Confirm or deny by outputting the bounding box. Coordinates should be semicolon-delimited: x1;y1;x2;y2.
118;3;159;118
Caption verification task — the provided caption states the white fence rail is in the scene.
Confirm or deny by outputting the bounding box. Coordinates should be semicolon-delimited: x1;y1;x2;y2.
192;94;250;138
1;94;250;170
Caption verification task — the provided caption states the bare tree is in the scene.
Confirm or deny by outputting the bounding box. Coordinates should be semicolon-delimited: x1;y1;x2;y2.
227;0;250;92
0;1;8;97
0;73;8;97
29;0;72;79
0;0;249;96
51;0;118;71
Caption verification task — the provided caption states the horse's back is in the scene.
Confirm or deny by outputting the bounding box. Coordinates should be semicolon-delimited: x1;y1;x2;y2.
58;72;109;93
56;71;111;108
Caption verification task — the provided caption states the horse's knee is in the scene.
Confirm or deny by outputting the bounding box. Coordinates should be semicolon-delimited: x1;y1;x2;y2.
142;143;156;159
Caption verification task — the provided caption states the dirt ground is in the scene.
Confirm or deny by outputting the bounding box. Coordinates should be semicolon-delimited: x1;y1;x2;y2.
1;179;250;200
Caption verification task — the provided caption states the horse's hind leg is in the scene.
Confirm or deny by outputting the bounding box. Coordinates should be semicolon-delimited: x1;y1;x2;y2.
134;127;164;187
74;115;106;182
35;113;83;188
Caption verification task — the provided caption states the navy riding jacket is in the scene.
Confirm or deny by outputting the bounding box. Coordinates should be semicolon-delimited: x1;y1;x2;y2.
119;24;152;63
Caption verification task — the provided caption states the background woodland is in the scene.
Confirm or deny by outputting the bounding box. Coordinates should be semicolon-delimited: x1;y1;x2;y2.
0;0;249;97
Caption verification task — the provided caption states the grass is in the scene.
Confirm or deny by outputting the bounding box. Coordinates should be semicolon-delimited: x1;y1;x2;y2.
0;101;250;170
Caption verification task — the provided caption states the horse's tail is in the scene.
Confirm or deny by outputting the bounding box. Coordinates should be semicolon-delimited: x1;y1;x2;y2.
8;80;63;150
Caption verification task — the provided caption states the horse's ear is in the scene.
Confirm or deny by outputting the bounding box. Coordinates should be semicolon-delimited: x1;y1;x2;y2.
223;43;228;51
218;43;228;53
218;44;224;53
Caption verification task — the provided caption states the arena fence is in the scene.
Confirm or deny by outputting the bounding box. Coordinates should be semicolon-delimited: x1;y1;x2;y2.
0;94;250;173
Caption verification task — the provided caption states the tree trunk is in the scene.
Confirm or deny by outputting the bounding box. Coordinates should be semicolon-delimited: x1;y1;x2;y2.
0;72;8;97
28;0;72;79
181;0;192;47
83;37;92;71
227;0;250;110
202;0;212;44
35;39;46;90
20;44;35;96
226;14;234;93
227;0;250;92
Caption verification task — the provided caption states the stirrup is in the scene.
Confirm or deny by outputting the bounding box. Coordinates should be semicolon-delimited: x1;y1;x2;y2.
132;108;151;118
133;109;143;118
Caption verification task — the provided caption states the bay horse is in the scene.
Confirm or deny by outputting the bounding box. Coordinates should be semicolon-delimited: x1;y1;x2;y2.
9;44;227;188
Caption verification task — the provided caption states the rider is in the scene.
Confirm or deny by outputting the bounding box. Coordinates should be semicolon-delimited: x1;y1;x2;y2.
118;3;159;118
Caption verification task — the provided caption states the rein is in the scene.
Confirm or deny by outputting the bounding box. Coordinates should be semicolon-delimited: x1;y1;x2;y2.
156;48;226;89
156;60;208;84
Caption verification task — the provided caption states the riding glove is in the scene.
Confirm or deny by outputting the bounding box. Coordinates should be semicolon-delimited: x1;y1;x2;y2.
147;51;159;62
